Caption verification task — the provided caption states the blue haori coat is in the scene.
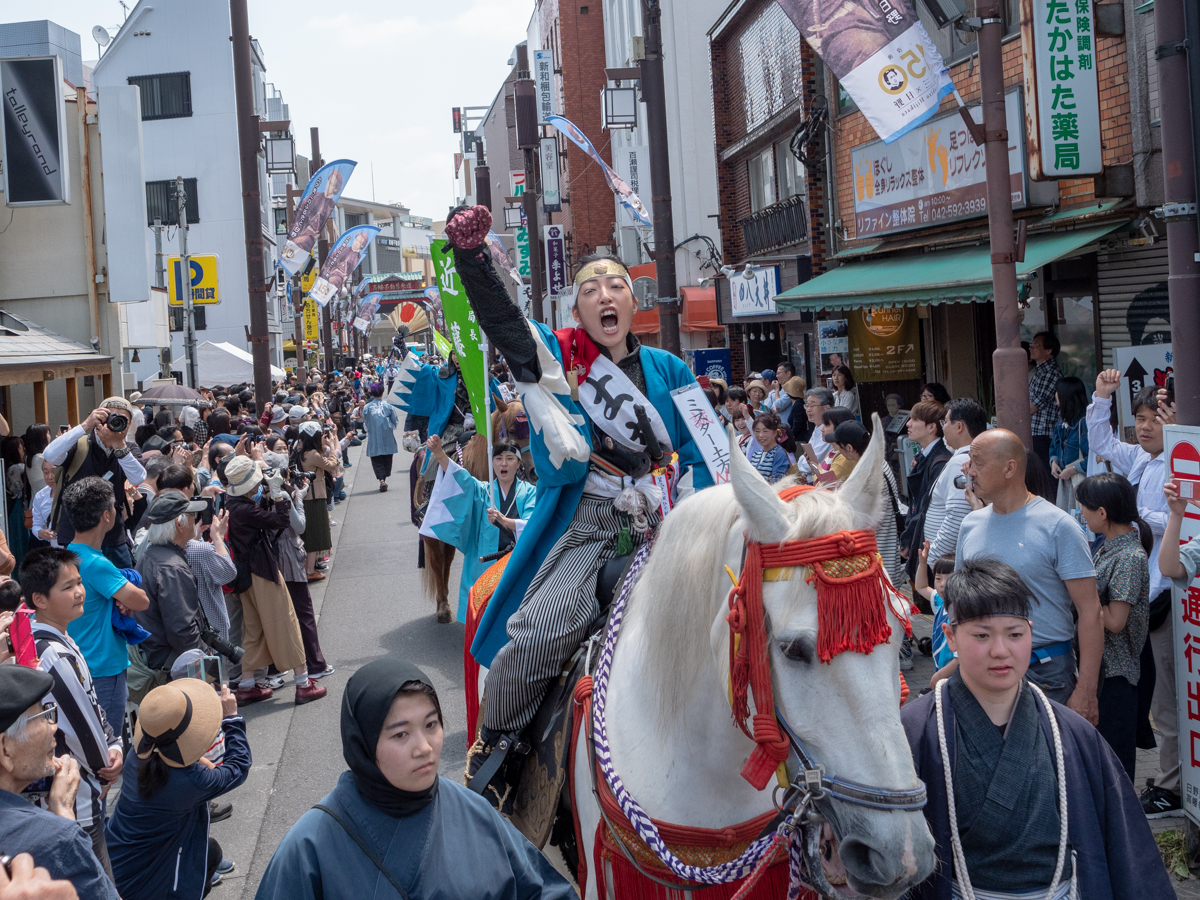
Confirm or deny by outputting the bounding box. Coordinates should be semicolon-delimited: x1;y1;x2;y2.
419;460;537;621
254;771;578;900
469;321;715;666
391;357;458;438
901;685;1174;900
363;398;399;458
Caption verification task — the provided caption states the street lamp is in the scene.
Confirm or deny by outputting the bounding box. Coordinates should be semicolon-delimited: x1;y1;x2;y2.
503;206;524;230
602;84;638;130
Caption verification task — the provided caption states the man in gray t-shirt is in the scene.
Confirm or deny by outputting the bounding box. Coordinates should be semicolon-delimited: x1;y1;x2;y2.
953;430;1103;723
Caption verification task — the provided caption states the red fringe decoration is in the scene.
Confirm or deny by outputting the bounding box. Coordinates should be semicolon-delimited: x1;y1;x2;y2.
463;554;511;744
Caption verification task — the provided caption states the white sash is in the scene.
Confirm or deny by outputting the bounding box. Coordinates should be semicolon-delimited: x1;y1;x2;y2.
578;353;672;453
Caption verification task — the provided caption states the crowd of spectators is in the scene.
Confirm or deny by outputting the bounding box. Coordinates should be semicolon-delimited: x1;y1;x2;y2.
0;362;380;899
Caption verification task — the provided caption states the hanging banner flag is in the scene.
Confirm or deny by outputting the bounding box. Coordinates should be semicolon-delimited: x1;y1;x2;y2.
544;224;567;296
354;292;382;333
775;1;953;144
310;225;380;307
486;231;524;290
432;329;453;359
546;114;652;227
279;158;356;276
431;238;488;428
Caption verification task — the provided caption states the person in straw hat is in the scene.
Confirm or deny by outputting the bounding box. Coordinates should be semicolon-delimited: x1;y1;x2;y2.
105;679;250;900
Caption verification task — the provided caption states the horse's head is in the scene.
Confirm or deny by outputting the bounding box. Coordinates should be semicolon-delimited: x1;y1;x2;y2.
722;415;935;898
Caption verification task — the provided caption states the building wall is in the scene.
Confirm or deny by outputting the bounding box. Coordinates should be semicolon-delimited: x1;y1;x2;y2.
91;0;281;380
538;0;616;256
831;31;1133;244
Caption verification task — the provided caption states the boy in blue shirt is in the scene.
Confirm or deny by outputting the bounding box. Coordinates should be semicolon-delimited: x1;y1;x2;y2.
916;541;957;687
60;477;150;739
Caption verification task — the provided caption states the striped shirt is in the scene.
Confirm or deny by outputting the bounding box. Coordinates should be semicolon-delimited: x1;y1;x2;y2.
28;623;119;827
923;444;973;564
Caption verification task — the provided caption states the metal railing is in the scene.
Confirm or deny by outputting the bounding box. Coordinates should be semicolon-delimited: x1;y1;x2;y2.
739;194;808;256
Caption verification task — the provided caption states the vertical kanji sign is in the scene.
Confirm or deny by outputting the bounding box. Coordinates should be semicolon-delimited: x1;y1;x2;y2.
1021;0;1103;178
1167;425;1200;827
544;224;566;296
430;238;488;429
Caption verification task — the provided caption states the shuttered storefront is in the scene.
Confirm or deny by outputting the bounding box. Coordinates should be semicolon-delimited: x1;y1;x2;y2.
1097;241;1171;369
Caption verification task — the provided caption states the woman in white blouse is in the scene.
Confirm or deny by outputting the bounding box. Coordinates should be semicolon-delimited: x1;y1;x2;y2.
831;365;861;419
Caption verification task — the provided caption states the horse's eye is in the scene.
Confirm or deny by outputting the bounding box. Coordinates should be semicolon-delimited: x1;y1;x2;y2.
780;636;815;664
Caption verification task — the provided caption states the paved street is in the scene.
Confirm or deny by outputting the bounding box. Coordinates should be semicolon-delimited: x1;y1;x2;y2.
207;440;470;899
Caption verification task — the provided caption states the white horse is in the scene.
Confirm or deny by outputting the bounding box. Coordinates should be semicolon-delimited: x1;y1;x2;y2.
571;418;936;899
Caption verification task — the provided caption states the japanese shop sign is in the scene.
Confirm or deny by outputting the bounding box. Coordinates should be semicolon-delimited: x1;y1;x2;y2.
1022;0;1103;179
534;49;557;124
168;255;220;306
544;224;567;297
515;226;531;278
541;137;562;212
776;0;953;144
303;298;319;341
848;306;920;382
510;170;525;197
431;237;488;428
729;265;780;318
1166;424;1200;827
852;89;1026;237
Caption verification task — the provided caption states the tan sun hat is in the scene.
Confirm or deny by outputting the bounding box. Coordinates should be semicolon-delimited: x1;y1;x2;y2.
782;376;808;400
747;379;769;396
224;455;264;497
101;396;135;415
133;678;223;769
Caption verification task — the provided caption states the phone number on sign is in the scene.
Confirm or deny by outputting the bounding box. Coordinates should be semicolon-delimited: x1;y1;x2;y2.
931;197;987;221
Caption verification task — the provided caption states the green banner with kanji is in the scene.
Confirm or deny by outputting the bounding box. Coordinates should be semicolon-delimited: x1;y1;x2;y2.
431;238;488;429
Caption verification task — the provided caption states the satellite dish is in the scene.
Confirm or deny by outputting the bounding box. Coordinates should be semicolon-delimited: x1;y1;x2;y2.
92;26;111;47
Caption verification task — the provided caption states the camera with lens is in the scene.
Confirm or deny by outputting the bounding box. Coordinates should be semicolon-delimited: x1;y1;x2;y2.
288;467;316;490
200;625;244;664
105;412;129;432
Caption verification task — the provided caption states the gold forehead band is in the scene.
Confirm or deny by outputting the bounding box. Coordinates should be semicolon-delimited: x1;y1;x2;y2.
574;260;630;286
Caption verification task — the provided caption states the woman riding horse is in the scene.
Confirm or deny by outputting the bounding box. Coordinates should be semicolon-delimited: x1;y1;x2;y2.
442;205;714;812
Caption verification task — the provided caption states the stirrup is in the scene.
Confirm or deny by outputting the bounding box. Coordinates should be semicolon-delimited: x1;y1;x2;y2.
466;732;528;795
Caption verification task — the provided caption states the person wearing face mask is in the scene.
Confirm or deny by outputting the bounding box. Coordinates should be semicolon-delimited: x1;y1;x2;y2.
254;657;576;900
44;400;146;568
443;204;714;812
420;437;537;623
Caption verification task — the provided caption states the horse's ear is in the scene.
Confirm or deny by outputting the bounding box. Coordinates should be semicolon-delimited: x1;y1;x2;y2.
728;426;791;543
839;413;888;529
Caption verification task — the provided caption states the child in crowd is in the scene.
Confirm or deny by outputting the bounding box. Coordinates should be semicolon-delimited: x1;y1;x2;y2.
915;542;957;688
21;547;124;878
748;413;790;483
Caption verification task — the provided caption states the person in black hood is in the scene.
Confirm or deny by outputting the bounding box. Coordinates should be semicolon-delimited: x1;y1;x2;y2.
255;657;577;899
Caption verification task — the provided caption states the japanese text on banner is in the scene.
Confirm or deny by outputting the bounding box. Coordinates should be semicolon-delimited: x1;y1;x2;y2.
431;238;489;428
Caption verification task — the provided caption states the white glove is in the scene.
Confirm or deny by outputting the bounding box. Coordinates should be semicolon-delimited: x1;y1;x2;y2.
264;467;286;499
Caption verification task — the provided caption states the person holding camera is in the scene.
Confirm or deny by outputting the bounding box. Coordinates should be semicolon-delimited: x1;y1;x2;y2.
130;492;210;704
43;400;145;569
294;424;339;581
223;455;325;706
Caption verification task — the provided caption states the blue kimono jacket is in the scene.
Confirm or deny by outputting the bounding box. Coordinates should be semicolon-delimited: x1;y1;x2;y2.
469;321;714;665
254;772;577;900
421;461;537;621
901;683;1174;900
393;361;458;438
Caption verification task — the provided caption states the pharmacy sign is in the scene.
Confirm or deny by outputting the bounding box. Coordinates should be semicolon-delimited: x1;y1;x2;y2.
1021;0;1102;179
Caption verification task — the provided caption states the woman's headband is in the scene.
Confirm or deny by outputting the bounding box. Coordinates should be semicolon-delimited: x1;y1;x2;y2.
574;259;630;287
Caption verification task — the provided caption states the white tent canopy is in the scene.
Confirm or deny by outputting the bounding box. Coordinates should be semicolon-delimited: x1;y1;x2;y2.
196;341;285;386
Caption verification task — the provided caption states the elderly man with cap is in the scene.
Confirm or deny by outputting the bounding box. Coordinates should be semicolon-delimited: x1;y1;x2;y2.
128;392;145;431
0;666;116;900
44;399;145;568
105;679;250;900
131;491;209;693
223;454;326;706
267;404;289;437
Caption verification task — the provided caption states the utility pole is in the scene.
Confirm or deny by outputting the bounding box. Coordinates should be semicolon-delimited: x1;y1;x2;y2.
975;0;1029;445
1158;0;1200;424
515;44;545;323
175;177;198;390
230;0;272;406
311;127;335;370
639;0;680;356
286;181;305;380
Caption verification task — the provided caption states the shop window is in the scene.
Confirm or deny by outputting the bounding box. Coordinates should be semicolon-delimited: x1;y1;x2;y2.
273;207;288;235
749;147;776;213
1051;295;1098;386
146;178;198;226
775;138;803;201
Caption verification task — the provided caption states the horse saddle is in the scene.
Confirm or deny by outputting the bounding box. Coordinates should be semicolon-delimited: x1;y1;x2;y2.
505;552;633;848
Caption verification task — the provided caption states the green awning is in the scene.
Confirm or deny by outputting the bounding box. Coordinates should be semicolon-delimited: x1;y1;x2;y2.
775;221;1127;313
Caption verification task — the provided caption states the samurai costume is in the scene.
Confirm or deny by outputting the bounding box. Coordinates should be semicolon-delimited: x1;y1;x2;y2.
420;462;537;621
901;673;1174;900
392;354;472;446
254;657;577;900
446;230;714;770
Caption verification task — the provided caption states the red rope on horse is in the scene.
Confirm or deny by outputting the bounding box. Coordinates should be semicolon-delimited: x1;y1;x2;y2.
728;485;909;789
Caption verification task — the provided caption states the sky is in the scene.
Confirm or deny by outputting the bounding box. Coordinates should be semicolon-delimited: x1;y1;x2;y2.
8;0;532;219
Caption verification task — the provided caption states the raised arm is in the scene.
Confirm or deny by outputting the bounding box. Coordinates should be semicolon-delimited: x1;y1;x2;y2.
445;206;542;383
